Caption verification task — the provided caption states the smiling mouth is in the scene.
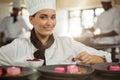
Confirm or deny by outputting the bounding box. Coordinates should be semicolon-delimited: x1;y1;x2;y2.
44;27;53;31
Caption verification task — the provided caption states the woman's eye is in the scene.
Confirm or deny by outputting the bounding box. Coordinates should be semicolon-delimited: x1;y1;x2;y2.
40;16;47;19
51;16;56;20
39;15;56;20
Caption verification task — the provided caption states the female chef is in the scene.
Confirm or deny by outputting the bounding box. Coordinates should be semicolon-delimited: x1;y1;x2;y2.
0;0;111;67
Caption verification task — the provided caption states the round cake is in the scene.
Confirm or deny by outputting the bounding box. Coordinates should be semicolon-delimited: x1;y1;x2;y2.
6;67;21;76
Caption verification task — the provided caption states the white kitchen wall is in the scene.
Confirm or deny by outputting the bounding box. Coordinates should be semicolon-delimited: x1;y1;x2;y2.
0;3;10;22
54;10;69;36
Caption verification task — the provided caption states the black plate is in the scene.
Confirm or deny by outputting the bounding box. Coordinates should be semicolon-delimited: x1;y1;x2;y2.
92;62;120;76
38;64;94;79
0;66;34;80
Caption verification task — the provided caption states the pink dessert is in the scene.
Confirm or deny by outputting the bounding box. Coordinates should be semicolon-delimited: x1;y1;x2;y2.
0;69;2;76
67;65;79;74
54;67;66;73
108;65;120;71
6;67;21;76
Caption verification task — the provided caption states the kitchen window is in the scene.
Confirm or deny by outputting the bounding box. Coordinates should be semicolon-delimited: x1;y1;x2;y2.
68;8;104;37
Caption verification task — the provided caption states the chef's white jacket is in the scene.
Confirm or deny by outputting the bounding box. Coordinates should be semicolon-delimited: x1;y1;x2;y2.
0;15;30;40
0;35;111;67
94;7;120;44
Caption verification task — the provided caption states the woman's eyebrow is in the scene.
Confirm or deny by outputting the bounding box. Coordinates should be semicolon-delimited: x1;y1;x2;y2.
40;14;48;16
40;14;56;17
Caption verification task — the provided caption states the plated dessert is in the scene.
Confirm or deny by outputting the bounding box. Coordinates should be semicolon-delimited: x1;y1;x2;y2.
26;58;44;68
0;66;33;80
54;65;87;74
108;65;120;71
0;66;21;77
38;64;94;79
92;63;120;76
6;66;21;76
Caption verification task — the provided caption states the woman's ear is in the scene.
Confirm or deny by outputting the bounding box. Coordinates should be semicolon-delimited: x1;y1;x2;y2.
29;16;34;25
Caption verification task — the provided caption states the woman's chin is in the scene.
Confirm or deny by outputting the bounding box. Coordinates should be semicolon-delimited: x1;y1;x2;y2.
45;31;53;35
42;32;53;36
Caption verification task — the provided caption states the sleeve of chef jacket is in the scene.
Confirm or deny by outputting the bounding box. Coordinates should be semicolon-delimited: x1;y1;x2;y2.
70;38;112;62
19;17;31;31
0;40;19;66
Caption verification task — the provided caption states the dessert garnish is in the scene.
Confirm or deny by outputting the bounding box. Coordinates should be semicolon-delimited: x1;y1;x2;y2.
26;58;40;61
72;57;76;62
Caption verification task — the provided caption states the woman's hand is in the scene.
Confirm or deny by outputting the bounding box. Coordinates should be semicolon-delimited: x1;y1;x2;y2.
74;51;105;64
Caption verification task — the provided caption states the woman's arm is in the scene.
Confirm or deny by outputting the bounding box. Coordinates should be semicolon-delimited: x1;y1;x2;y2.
74;51;106;64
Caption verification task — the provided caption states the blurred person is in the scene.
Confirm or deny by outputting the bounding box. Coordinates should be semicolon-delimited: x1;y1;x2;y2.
0;0;30;45
83;0;120;44
0;0;111;67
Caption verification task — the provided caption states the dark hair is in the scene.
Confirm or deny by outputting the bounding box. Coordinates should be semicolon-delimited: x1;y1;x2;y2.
31;13;37;17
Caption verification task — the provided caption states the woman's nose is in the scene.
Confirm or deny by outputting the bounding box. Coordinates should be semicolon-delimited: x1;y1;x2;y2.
47;18;53;25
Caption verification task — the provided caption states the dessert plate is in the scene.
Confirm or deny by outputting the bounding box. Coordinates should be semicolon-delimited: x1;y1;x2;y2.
92;62;120;76
0;66;34;80
38;64;94;79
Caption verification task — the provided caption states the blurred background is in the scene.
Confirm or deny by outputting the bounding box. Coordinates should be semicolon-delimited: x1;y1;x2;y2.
0;0;120;37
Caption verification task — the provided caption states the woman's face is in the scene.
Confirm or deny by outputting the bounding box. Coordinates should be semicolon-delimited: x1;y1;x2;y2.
30;9;56;36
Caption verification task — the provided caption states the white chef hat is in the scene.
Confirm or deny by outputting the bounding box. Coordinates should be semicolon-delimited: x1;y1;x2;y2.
13;0;21;8
24;0;56;16
101;0;111;2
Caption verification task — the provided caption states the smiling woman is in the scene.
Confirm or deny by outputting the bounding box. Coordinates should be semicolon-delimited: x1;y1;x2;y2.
0;0;112;68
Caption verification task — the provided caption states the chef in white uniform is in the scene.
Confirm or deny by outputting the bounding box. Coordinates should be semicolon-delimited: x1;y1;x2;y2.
93;0;120;44
0;0;30;45
0;0;111;67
